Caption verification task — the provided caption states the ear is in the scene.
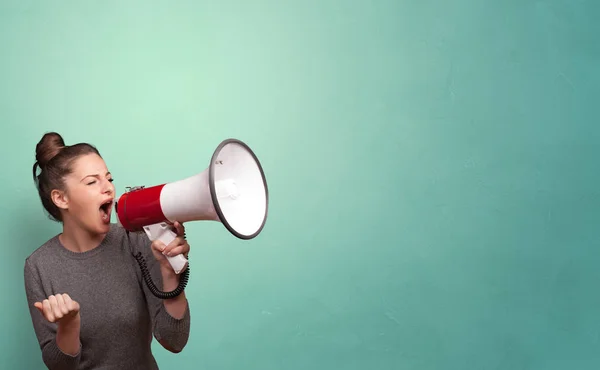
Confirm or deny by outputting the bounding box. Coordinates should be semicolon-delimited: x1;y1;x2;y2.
50;189;69;210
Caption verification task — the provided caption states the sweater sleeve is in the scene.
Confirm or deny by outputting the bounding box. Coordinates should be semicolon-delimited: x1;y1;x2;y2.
129;231;191;352
23;258;82;369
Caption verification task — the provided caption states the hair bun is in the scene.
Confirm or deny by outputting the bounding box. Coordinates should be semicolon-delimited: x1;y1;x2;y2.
35;132;66;169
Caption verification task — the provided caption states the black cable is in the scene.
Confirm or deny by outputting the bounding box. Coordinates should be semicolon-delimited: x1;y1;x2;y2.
132;251;190;299
125;229;190;299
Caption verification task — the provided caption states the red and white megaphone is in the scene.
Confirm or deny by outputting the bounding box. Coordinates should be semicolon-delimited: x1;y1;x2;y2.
115;138;269;274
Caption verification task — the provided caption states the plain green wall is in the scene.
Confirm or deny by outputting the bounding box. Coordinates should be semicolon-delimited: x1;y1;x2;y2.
1;1;599;369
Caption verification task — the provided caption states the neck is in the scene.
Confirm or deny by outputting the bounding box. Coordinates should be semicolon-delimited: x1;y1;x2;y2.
59;219;106;253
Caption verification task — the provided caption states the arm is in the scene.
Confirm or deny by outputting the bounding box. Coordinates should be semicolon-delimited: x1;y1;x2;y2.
24;259;82;369
129;231;191;353
157;265;190;352
161;266;189;320
56;314;81;356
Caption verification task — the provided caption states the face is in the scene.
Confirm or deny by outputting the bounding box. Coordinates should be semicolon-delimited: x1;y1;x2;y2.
51;153;116;235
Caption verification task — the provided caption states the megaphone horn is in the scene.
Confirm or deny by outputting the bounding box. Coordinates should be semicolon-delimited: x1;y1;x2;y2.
115;138;269;275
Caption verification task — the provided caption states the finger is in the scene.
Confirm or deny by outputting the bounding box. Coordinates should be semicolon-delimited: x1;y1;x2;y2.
165;243;190;257
164;240;188;256
151;240;167;253
163;236;185;253
62;294;79;314
49;295;63;320
62;294;73;310
43;299;55;322
56;294;68;315
172;221;185;237
166;236;180;247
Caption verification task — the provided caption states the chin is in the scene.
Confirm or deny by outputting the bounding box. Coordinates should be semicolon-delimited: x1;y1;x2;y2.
91;220;112;235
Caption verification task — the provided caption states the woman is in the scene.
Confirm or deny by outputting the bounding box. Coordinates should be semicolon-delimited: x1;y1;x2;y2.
24;132;191;369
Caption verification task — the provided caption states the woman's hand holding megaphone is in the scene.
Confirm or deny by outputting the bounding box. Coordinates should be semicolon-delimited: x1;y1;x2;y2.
150;221;190;272
149;221;190;319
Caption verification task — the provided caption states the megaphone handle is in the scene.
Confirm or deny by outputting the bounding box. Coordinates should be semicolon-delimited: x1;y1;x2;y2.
142;223;189;274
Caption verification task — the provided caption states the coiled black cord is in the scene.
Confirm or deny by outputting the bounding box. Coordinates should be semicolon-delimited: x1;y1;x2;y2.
133;251;190;299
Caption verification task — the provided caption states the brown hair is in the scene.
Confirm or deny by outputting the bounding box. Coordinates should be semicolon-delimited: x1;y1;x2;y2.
33;132;101;222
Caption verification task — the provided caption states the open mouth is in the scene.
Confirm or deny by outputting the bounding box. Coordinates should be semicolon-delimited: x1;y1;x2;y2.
99;199;113;222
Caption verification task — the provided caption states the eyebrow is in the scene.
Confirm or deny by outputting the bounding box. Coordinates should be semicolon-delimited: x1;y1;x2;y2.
80;172;112;182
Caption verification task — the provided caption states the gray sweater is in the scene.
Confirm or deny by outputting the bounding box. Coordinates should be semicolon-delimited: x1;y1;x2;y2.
24;223;191;369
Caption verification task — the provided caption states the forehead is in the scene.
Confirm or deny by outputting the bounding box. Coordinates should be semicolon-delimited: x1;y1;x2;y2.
69;153;108;177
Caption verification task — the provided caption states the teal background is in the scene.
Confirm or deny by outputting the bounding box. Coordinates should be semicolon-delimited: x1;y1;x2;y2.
1;1;599;369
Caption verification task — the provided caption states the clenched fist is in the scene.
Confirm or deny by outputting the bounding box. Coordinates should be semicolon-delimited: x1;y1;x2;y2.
34;293;80;324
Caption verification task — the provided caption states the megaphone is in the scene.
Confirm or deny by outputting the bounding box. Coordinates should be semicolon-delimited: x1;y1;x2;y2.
115;138;269;275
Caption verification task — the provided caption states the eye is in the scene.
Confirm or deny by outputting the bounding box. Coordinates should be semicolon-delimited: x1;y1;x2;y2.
109;178;114;182
87;180;96;185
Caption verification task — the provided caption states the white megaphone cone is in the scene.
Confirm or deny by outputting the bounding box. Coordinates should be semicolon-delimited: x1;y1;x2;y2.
115;138;269;274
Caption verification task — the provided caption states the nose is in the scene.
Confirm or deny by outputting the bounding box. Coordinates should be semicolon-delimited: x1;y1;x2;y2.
104;180;114;195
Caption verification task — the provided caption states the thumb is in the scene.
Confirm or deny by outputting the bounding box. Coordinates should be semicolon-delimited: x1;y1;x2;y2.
34;302;43;313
